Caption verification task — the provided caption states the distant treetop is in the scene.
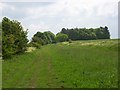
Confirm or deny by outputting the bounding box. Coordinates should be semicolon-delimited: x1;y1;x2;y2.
60;26;110;40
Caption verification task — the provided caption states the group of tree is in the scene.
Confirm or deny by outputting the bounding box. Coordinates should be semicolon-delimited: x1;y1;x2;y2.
28;26;110;48
2;17;28;59
60;27;110;40
1;17;111;59
29;31;55;48
30;31;70;48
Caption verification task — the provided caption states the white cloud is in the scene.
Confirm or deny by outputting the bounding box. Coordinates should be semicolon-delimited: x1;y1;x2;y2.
1;0;119;39
1;0;59;2
0;2;16;11
0;3;6;10
27;22;50;40
24;0;118;19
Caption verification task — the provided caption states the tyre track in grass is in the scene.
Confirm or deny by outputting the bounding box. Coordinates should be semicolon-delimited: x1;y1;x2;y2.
16;58;38;87
26;47;53;88
43;46;61;88
46;57;53;87
3;50;42;88
17;49;45;88
32;46;59;88
34;47;52;88
46;53;55;88
28;48;48;88
27;51;44;88
2;54;38;88
16;54;41;88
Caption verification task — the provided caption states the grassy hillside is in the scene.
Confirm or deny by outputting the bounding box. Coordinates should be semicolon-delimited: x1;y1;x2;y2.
2;39;119;88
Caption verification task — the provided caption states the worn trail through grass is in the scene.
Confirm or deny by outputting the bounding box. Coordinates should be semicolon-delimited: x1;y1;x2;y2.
2;39;119;88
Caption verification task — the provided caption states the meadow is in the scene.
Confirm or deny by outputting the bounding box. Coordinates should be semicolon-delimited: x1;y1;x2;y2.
2;39;119;88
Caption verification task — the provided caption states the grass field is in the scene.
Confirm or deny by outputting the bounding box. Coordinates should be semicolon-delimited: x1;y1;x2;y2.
2;39;119;88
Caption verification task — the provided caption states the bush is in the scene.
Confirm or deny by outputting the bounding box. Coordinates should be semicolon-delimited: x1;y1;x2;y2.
31;42;41;49
55;33;68;42
2;17;28;59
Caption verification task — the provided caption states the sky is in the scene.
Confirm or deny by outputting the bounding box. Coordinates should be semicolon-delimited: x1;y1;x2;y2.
0;0;119;40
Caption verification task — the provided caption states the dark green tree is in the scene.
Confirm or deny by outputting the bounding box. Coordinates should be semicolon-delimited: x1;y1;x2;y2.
44;31;55;44
2;17;28;58
55;33;68;42
30;31;55;48
29;36;42;48
103;26;110;39
33;32;48;45
60;27;110;40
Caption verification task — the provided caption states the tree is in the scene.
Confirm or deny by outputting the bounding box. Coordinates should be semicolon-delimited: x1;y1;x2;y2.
33;32;48;45
29;36;43;48
2;17;28;59
103;26;110;39
30;31;55;48
55;33;68;42
44;31;55;44
61;28;67;34
60;27;110;40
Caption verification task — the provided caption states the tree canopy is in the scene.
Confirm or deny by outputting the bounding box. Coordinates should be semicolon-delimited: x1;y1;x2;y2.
30;31;55;48
2;17;28;58
55;33;68;42
60;27;110;40
30;26;110;47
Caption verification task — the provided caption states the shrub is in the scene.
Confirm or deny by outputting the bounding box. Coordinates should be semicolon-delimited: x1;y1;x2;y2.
2;17;28;59
55;33;68;42
31;42;41;49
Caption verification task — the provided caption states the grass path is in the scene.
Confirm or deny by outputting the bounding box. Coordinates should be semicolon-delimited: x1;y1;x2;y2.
2;39;118;88
2;50;42;87
3;46;61;88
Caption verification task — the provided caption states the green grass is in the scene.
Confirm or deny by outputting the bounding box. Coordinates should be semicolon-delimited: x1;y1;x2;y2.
0;60;2;89
2;39;119;88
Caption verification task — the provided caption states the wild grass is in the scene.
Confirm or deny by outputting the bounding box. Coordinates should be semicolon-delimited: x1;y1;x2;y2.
2;39;119;88
0;60;2;89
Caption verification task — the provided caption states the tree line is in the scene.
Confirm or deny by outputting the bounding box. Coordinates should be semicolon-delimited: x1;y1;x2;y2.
60;27;110;40
30;27;110;47
1;17;110;59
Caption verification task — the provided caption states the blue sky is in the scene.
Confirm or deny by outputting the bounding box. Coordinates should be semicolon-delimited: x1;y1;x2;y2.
0;0;119;40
